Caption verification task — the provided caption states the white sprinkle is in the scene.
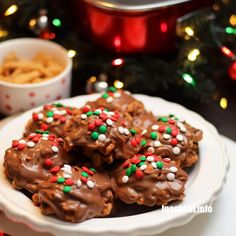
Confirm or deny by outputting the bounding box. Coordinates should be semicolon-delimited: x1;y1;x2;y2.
173;147;181;155
124;128;130;136
63;173;72;178
95;109;102;114
178;118;185;123
81;114;87;120
27;141;35;148
51;108;57;111
19;140;26;144
103;110;109;114
180;126;187;132
42;133;49;137
98;134;106;142
177;122;184;128
163;134;170;140
108;111;115;116
77;180;82;187
114;92;121;98
153;140;161;147
176;134;184;141
41;137;48;140
167;173;175;181
151;162;157;169
106;119;113;126
147;147;154;153
118;126;124;134
87;180;95;189
152;125;159;131
51;146;59;153
53;110;61;115
140;164;147;171
106;97;113;103
37;113;44;120
163;158;171;162
46;117;54;123
29;133;36;137
63;164;72;170
122;175;129;183
60;110;67;115
170;166;178;173
141;129;147;135
147;156;155;162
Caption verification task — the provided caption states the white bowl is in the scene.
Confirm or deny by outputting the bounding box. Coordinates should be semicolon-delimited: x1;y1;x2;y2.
0;38;72;115
0;94;229;236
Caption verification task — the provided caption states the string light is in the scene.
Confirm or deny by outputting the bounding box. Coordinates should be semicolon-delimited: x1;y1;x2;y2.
221;46;235;58
188;49;200;61
0;28;9;38
67;50;77;58
220;97;228;109
229;15;236;26
114;36;121;49
29;18;37;28
182;73;196;86
88;76;97;83
185;27;194;36
52;18;61;27
112;58;124;66
160;22;168;33
212;4;220;11
114;80;124;89
225;27;236;35
4;4;18;16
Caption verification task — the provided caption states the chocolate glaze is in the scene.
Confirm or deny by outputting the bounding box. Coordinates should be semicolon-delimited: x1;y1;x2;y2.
4;133;73;192
25;103;77;137
114;154;188;206
33;165;115;223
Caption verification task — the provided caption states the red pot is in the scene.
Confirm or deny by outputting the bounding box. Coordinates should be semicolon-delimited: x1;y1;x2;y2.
75;0;213;54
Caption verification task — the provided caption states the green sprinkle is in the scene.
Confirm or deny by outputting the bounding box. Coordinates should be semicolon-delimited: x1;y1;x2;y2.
36;129;43;134
169;114;174;118
57;177;65;184
63;186;72;193
86;111;93;116
93;111;100;115
81;171;89;178
139;156;146;161
98;125;107;134
91;132;99;140
166;127;172;134
90;168;96;173
102;93;109;99
108;86;117;92
131;164;137;173
54;103;64;107
160;117;168;122
46;111;54;117
138;162;146;167
129;129;136;135
141;140;147;146
156;161;163;169
43;130;49;134
104;108;109;112
126;167;132;176
150;132;157;140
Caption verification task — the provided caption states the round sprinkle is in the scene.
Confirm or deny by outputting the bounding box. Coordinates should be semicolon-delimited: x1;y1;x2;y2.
177;122;184;128
122;175;129;183
141;140;147;146
180;126;187;132
163;134;170;140
109;86;117;92
98;125;107;134
152;125;159;131
77;180;82;188
140;164;147;171
126;167;132;176
160;117;168;122
147;147;154;153
130;129;137;135
45;158;53;166
170;166;178;173
91;132;99;140
61;110;67;115
147;156;155;162
86;111;93;116
173;146;181;155
151;162;157;169
27;141;35;148
176;134;184;141
106;119;113;126
81;171;89;178
102;92;109;99
114;92;121;98
98;134;106;142
118;126;124;134
63;186;72;193
141;129;147;135
124;128;130;136
37;113;44;120
87;180;95;189
131;164;137;173
19;140;26;144
156;161;163;169
81;114;87;120
153;140;161;147
46;111;54;117
90;167;96;173
52;146;59;153
46;117;54;123
166;127;172;134
167;173;175;181
63;173;72;179
150;132;157;140
106;97;113;103
139;156;146;161
57;177;65;184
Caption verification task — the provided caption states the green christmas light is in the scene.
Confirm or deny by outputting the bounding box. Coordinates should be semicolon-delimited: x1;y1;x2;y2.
182;73;196;86
52;18;61;27
225;27;236;34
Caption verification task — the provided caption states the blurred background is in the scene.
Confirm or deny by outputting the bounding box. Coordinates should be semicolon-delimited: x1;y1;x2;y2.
0;0;235;139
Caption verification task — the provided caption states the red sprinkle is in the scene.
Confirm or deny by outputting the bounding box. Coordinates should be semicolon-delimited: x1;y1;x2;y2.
121;120;127;126
49;135;56;141
66;108;73;115
50;166;60;173
131;156;141;164
44;105;53;110
41;124;49;131
163;158;171;163
17;144;25;151
12;140;19;148
170;138;178;146
168;119;176;124
94;119;103;127
65;178;74;186
53;114;61;120
60;116;66;123
57;138;64;143
45;159;53;167
99;113;107;120
122;160;130;168
130;138;138;147
80;176;88;183
50;176;58;183
32;113;38;121
82;106;90;113
135;169;144;179
32;136;40;143
171;129;178;137
88;123;96;131
158;125;165;132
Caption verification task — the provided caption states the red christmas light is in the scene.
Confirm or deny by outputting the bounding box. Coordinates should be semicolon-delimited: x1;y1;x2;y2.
160;22;168;33
228;61;236;80
114;35;121;49
221;46;235;58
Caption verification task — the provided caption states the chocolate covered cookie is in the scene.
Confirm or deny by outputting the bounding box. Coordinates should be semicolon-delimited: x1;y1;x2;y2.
4;133;73;192
33;164;115;223
114;153;188;206
25;103;76;137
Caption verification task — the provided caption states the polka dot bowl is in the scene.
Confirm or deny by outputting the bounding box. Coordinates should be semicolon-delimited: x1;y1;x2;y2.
0;38;72;115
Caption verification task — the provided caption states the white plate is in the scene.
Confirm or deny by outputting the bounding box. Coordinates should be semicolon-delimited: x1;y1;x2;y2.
0;94;229;236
